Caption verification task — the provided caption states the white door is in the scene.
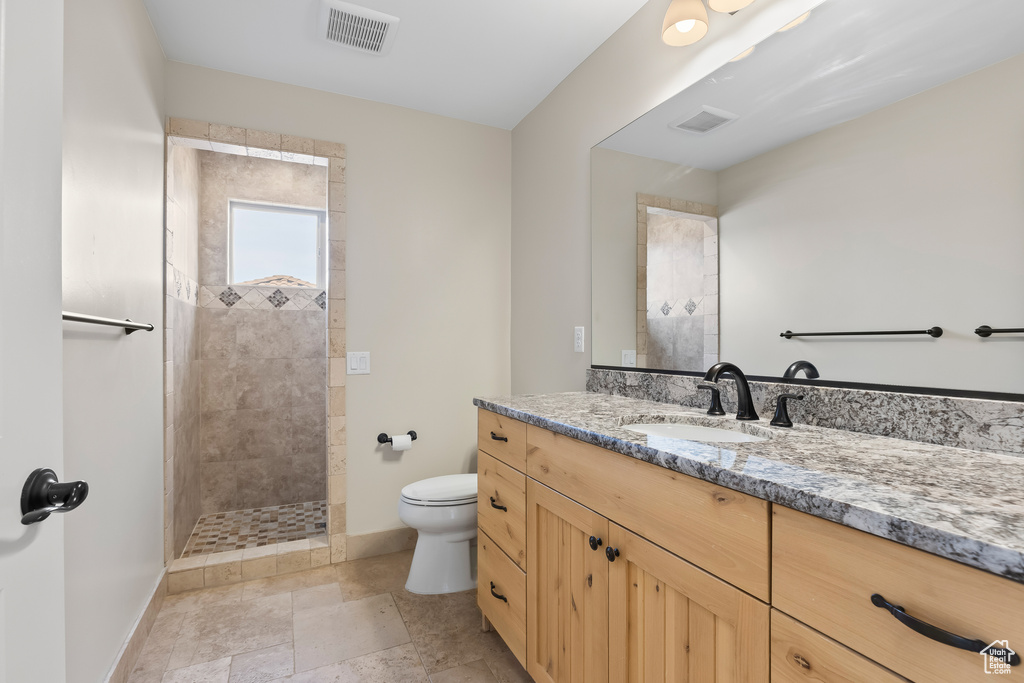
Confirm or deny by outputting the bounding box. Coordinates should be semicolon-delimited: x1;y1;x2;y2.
0;0;69;681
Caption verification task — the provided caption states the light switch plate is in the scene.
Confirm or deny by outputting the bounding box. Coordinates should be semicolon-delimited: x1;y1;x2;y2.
574;326;585;353
347;351;370;375
622;350;636;367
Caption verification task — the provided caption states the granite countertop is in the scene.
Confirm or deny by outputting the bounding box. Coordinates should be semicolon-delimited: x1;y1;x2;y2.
474;392;1024;583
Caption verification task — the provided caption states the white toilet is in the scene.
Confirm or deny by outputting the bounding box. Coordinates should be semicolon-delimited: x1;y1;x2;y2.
398;473;478;595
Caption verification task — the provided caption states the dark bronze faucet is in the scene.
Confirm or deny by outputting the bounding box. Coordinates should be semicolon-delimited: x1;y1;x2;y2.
783;360;819;379
703;362;759;421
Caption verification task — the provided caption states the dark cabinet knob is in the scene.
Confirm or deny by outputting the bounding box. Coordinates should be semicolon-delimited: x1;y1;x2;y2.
589;535;603;551
21;468;89;525
606;546;620;562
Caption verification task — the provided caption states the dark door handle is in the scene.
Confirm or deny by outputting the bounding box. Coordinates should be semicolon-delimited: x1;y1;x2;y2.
589;535;603;551
490;432;508;442
871;594;1020;665
21;468;89;525
606;546;620;562
489;497;507;512
490;582;508;603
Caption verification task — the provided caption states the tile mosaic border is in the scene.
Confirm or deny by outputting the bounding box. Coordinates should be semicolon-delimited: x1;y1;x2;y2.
198;285;327;311
164;117;349;569
587;367;1024;456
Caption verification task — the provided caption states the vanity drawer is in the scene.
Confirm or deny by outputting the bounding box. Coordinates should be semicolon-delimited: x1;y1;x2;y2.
478;529;526;667
526;424;771;601
771;610;907;682
773;505;1024;682
477;451;527;569
478;409;527;471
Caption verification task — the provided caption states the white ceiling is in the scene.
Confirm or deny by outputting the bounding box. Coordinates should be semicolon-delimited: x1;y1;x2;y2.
599;0;1024;170
143;0;648;129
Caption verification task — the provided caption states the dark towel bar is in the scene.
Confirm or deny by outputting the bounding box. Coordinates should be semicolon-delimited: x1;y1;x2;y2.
975;326;1024;337
781;327;942;339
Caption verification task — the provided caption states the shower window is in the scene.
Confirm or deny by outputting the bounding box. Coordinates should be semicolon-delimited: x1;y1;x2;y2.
229;201;326;288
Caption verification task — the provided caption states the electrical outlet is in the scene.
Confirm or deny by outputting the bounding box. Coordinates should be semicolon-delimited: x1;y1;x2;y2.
347;351;370;375
574;326;585;353
622;350;636;367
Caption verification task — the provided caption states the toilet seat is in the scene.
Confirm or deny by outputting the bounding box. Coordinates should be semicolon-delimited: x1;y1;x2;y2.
400;473;477;507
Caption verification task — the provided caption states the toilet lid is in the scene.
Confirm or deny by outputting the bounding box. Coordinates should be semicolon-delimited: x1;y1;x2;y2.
400;474;477;504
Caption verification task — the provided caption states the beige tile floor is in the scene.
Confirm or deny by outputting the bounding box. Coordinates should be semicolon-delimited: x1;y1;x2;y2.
128;550;532;683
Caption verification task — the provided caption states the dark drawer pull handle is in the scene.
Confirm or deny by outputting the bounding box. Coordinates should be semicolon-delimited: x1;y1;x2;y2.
489;497;507;512
490;582;508;603
490;432;508;442
871;594;1020;665
589;535;603;551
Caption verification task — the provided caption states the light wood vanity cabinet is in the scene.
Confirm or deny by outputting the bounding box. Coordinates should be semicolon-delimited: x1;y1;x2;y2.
477;408;1023;682
478;409;770;682
526;479;610;683
477;411;530;668
774;505;1024;682
526;479;768;682
526;424;771;601
478;451;527;569
770;610;907;682
478;408;527;471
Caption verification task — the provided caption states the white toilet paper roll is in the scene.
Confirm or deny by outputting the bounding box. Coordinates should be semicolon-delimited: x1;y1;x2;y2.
390;434;413;451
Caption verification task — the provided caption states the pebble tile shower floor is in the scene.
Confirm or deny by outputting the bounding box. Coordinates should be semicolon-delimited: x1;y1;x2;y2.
127;550;531;683
182;502;328;558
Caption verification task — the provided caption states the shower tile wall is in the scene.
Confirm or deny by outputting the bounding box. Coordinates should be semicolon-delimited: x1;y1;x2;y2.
197;151;328;514
635;197;719;373
165;142;203;560
646;211;707;370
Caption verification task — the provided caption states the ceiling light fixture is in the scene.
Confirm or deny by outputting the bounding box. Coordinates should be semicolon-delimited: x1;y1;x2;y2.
729;45;755;62
662;0;709;46
708;0;755;12
778;11;811;31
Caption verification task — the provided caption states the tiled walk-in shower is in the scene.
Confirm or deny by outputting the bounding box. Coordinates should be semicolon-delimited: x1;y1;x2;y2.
182;501;328;558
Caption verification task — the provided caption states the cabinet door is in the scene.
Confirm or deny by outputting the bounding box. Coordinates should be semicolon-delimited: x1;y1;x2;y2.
527;479;610;683
607;523;770;683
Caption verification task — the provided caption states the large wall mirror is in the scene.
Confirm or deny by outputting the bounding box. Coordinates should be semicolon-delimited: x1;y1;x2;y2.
591;0;1024;395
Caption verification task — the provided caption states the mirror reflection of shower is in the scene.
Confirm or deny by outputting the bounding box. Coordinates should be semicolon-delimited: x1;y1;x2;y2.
164;137;329;561
637;200;719;372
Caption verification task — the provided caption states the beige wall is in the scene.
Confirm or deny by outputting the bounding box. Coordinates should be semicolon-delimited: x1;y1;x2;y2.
717;52;1024;392
197;150;328;515
590;147;718;367
61;0;167;680
165;64;512;536
511;0;823;393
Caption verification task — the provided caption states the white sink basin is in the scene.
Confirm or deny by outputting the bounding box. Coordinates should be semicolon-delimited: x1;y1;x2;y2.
623;422;768;443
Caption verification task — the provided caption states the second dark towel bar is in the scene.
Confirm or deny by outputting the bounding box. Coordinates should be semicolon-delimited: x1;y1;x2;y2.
976;326;1024;337
781;327;943;339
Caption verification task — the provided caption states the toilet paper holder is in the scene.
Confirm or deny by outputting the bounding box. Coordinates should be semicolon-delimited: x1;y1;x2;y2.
378;431;418;445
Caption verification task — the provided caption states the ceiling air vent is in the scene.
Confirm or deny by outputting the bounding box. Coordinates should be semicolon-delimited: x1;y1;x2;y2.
669;106;738;135
319;0;400;56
